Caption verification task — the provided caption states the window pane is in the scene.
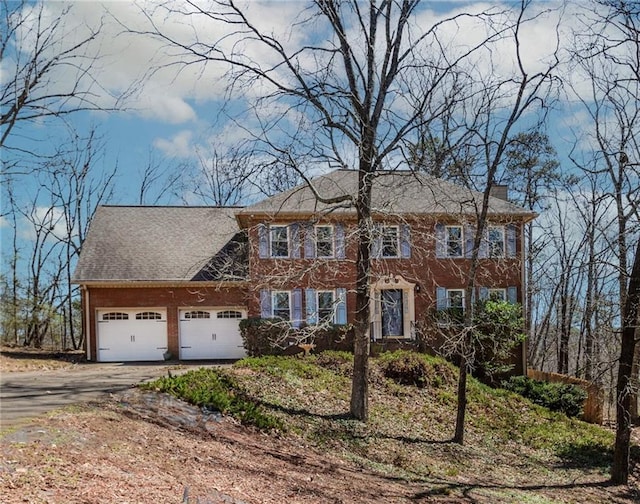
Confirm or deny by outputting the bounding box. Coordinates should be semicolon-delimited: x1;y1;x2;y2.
446;227;463;257
488;289;506;301
447;290;464;308
270;226;289;257
488;227;505;257
316;226;334;257
272;292;290;320
317;291;335;323
382;226;399;257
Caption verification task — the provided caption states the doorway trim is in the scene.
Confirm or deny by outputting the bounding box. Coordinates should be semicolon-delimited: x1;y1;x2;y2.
370;275;416;340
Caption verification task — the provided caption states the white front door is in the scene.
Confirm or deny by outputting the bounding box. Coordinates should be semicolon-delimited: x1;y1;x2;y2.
97;309;168;362
179;309;247;360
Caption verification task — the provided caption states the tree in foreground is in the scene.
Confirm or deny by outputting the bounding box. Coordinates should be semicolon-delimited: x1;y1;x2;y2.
134;1;559;427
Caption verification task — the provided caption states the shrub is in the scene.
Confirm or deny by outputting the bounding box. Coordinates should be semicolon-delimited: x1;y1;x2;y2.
502;376;588;418
378;351;431;388
239;317;354;357
239;317;285;356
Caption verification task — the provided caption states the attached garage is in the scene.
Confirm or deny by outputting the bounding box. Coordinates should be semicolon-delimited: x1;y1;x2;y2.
97;309;168;362
179;308;247;360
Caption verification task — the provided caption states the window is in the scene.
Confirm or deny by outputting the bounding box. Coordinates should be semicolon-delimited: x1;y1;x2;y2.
102;312;128;321
272;291;291;320
136;311;162;320
185;310;210;319
488;288;506;302
217;310;243;319
270;225;289;258
315;225;334;258
381;225;399;258
446;226;463;257
446;289;465;310
488;226;505;258
317;291;335;323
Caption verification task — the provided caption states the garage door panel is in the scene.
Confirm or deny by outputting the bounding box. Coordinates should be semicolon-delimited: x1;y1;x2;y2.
179;309;246;360
97;310;167;362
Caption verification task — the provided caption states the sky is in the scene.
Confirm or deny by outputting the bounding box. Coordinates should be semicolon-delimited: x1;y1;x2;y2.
2;1;584;197
1;0;635;253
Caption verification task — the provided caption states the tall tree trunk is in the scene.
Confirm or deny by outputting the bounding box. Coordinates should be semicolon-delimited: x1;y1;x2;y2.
350;168;374;421
611;238;640;484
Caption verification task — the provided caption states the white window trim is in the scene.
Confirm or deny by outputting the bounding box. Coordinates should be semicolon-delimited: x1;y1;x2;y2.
270;225;290;258
271;290;292;320
381;225;400;258
315;224;335;258
488;225;506;258
316;290;336;324
445;225;464;258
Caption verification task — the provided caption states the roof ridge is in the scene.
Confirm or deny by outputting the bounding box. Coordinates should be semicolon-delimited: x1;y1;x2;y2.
99;205;246;209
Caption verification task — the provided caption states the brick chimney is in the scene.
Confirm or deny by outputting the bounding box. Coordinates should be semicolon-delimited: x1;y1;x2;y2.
490;185;509;201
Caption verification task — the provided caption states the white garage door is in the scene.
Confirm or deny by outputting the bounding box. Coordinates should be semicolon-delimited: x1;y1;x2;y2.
97;309;168;362
179;308;247;360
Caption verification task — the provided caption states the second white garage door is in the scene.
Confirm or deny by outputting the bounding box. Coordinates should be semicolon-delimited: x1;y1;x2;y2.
179;308;247;360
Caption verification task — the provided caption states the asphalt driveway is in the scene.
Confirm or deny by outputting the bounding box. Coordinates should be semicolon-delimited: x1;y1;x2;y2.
0;362;222;428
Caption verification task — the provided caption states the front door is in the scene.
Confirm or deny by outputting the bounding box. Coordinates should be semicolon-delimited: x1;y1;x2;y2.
381;289;404;337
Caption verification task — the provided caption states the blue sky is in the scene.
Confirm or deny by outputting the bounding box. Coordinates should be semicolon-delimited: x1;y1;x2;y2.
1;0;633;241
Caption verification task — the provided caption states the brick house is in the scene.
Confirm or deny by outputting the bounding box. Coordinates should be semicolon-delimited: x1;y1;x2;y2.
73;169;534;369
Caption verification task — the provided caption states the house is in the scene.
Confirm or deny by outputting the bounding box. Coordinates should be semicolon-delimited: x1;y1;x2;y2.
73;169;535;369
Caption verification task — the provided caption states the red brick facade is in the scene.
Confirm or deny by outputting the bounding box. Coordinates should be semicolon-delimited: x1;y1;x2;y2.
80;210;526;372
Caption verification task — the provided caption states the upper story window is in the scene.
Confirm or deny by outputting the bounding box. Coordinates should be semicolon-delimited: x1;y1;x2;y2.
270;225;289;258
381;226;400;258
488;226;505;258
272;291;291;321
446;226;463;257
315;225;334;258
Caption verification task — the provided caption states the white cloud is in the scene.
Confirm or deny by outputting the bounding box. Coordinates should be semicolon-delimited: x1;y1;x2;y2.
18;206;71;242
153;130;194;157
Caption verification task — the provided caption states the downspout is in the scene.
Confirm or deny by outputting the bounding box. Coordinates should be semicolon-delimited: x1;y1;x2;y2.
84;286;91;361
520;221;527;376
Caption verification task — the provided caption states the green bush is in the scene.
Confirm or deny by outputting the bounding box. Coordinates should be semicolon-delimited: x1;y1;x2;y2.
502;376;588;418
141;368;282;431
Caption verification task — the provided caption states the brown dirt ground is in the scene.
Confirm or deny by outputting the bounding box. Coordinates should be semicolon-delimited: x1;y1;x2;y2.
1;350;639;503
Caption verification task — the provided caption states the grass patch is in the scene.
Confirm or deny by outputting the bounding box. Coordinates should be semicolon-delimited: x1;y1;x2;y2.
140;367;282;431
141;352;630;496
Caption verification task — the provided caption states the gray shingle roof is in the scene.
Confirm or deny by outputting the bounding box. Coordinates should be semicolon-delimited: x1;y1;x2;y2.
73;206;246;283
237;169;534;219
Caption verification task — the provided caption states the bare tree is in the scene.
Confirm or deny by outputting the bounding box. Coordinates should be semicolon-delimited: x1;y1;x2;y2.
131;0;512;421
612;236;640;484
569;0;640;482
2;130;116;349
132;1;560;428
0;0;115;153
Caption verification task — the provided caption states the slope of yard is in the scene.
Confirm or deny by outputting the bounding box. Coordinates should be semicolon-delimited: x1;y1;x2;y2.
1;351;638;503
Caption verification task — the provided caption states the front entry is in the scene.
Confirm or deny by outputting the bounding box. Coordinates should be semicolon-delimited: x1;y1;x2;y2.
370;275;416;340
381;289;404;337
